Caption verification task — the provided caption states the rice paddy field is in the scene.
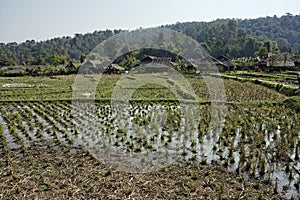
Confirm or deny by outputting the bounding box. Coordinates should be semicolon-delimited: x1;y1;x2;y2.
226;71;299;87
0;73;299;199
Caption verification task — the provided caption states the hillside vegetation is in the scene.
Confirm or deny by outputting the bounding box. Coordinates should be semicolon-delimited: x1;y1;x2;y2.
0;14;299;66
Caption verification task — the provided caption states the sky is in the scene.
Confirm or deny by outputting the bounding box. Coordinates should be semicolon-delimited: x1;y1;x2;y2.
0;0;299;43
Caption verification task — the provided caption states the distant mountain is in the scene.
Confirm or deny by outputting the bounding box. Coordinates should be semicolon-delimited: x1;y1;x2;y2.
0;14;299;66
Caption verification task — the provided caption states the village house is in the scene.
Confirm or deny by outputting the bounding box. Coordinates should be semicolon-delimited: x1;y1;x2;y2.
210;57;229;72
138;55;237;74
207;55;236;72
256;52;295;71
267;52;295;68
294;58;300;68
216;55;236;71
104;64;125;74
80;60;103;74
177;60;197;74
184;63;197;74
140;56;175;66
138;55;175;73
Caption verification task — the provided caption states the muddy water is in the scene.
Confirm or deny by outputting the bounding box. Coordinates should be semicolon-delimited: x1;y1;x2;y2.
0;102;299;199
0;113;21;149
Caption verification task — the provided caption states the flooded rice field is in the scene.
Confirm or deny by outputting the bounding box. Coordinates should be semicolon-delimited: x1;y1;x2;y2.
0;100;299;199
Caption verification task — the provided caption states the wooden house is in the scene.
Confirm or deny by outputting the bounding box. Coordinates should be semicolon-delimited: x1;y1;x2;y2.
65;61;77;72
104;64;125;74
140;56;174;67
185;64;197;74
80;60;103;74
256;52;295;71
140;56;157;64
294;58;300;68
138;56;174;73
178;60;197;74
267;52;295;69
210;56;229;72
216;55;236;71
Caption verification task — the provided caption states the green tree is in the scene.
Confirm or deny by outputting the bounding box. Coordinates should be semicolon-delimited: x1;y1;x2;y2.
243;38;257;57
272;41;280;52
59;67;67;75
80;53;86;63
37;66;46;76
264;41;273;52
0;58;17;66
118;53;139;69
47;55;67;66
255;46;268;58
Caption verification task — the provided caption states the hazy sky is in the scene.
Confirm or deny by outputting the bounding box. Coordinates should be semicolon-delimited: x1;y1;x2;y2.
0;0;299;43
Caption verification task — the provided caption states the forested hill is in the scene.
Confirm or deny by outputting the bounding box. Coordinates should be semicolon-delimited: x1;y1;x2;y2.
0;14;299;66
163;14;300;57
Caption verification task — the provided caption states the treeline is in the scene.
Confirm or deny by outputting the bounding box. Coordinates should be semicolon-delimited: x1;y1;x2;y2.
0;14;299;67
0;30;122;66
0;61;78;77
164;13;300;58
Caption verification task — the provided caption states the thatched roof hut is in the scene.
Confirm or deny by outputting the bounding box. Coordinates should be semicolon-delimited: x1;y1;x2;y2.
210;56;229;72
104;64;125;74
216;55;235;71
80;60;103;74
266;52;295;68
140;56;174;67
